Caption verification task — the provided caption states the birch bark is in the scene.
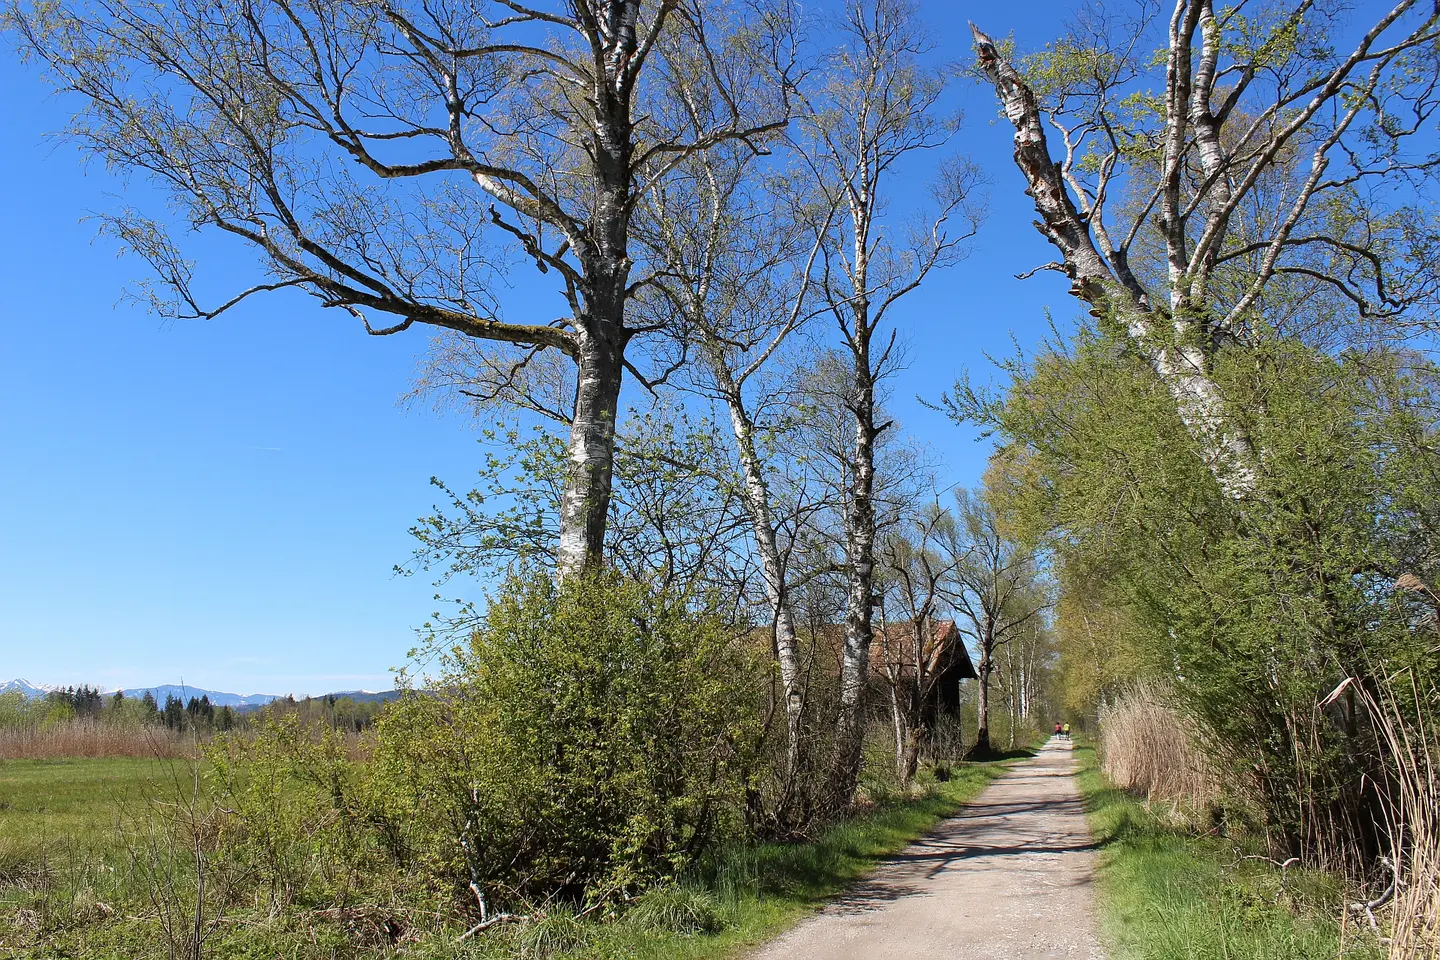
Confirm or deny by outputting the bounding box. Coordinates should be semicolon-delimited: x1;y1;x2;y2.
710;357;810;792
970;1;1439;497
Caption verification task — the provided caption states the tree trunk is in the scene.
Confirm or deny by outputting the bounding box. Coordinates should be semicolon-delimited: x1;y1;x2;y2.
974;642;993;757
554;72;636;576
556;330;625;575
829;359;879;807
887;673;923;787
557;86;632;576
900;677;923;786
1006;662;1018;750
889;680;906;778
901;725;921;786
969;25;1256;498
714;362;808;798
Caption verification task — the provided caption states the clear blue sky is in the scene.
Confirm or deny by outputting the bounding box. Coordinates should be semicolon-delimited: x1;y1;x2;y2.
0;5;1081;696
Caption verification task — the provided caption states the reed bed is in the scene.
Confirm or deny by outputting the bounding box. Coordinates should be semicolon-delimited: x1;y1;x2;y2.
1098;682;1219;807
1353;674;1440;959
0;720;195;760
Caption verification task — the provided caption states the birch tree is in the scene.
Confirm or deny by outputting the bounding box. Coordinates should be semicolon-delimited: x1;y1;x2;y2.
634;131;834;821
8;0;792;573
795;0;981;806
969;0;1440;496
875;502;964;785
948;488;1047;757
992;615;1055;749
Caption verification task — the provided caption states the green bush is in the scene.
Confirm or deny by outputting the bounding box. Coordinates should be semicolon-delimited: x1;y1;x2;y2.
967;324;1440;867
369;569;764;908
208;716;403;911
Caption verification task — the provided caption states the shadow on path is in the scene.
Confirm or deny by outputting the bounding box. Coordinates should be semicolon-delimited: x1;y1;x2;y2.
749;739;1108;960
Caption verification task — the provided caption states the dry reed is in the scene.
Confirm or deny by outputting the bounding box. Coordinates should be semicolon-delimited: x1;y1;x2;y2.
0;720;195;760
1346;674;1440;959
1098;683;1219;806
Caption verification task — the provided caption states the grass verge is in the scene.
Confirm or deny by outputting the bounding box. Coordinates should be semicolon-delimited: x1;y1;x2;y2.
0;752;1026;959
1075;745;1380;960
561;754;1023;960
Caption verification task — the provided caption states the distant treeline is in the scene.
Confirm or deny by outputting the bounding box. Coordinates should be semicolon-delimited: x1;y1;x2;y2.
0;686;390;736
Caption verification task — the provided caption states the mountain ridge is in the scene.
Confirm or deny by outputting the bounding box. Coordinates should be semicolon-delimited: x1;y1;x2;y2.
0;679;51;699
0;679;402;708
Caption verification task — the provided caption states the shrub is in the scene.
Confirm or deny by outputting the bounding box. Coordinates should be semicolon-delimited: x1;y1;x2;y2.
369;569;763;908
207;716;400;911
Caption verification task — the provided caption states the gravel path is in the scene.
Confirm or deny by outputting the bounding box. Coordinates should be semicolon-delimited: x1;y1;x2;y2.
750;739;1107;960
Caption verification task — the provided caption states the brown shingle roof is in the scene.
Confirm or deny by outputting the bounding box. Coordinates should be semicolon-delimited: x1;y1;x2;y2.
785;618;978;681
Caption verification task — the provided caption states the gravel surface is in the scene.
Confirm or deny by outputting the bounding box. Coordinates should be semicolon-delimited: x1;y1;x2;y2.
750;739;1107;959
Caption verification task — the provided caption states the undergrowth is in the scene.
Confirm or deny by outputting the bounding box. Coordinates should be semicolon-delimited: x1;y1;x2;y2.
1075;745;1383;960
0;753;1025;958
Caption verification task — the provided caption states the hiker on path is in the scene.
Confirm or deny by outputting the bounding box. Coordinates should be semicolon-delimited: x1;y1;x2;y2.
1062;722;1071;740
1054;722;1062;738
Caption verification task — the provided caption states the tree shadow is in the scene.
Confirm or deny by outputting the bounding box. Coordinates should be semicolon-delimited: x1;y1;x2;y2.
962;744;1040;762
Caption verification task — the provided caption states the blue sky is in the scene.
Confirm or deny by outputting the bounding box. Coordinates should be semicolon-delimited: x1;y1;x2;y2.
0;4;1083;696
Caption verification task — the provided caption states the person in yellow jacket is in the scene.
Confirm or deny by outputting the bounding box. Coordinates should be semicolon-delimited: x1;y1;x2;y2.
1061;722;1071;740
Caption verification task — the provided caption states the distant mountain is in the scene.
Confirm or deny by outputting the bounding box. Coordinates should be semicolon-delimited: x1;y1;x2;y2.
0;678;51;699
118;684;280;708
315;689;404;705
2;679;404;708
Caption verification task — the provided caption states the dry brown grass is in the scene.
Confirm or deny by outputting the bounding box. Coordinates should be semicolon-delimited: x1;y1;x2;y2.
1348;674;1440;959
0;720;195;760
1098;683;1219;807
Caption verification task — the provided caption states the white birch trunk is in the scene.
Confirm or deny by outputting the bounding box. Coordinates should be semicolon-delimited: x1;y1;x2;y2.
711;358;809;786
975;629;994;756
830;351;879;804
970;23;1258;499
556;330;625;575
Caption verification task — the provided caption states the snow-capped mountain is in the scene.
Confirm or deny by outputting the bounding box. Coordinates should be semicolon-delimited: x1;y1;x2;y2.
0;679;402;707
0;679;279;707
118;684;280;708
0;678;52;698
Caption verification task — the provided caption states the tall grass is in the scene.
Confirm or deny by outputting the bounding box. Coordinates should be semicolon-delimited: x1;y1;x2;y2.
1348;674;1440;959
0;720;193;760
1097;683;1218;806
1074;745;1372;960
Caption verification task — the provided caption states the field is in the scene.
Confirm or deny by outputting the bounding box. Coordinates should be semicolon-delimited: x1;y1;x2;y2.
0;759;205;955
0;752;1029;959
0;757;199;850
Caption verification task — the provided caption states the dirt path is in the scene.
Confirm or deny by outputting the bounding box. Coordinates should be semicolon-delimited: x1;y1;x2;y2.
751;739;1106;960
